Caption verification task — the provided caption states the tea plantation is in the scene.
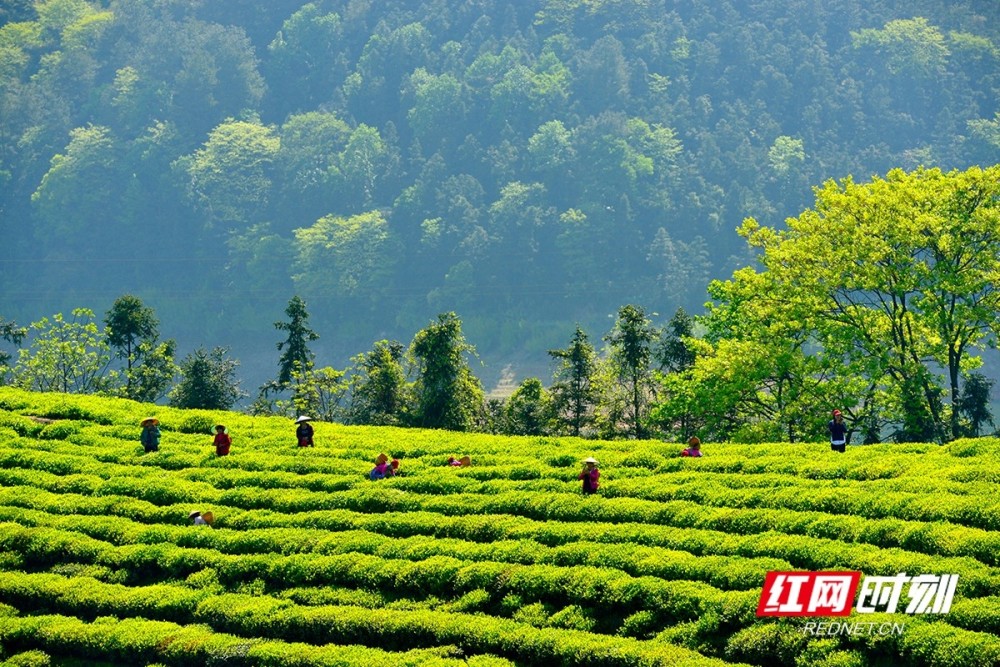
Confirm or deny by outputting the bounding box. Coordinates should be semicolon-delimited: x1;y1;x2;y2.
1;387;999;667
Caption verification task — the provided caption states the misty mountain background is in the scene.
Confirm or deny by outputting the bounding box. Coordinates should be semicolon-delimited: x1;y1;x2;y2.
1;0;998;396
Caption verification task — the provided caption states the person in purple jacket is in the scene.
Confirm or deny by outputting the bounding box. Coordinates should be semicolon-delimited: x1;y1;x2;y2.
681;436;702;457
579;457;600;494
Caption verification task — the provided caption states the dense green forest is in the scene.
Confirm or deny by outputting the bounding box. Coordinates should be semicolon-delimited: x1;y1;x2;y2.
1;0;999;392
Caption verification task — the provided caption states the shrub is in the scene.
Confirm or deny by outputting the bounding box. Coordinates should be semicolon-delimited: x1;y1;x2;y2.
38;421;83;441
178;414;216;435
2;650;52;666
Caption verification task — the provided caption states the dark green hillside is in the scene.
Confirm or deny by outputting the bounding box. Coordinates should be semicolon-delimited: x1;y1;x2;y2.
2;387;1000;666
0;0;998;387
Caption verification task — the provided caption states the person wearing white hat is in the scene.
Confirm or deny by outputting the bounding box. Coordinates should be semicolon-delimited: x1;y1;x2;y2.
579;457;600;494
295;415;314;447
189;510;208;526
140;418;160;453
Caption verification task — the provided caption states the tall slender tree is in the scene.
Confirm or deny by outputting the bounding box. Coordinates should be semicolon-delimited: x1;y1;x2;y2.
655;308;697;373
274;295;319;387
548;326;598;436
604;304;658;439
0;317;28;375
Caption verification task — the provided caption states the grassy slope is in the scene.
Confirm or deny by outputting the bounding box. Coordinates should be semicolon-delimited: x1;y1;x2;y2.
0;386;999;667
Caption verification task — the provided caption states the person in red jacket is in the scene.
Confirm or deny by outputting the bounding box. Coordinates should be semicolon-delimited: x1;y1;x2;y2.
213;424;232;456
579;457;600;494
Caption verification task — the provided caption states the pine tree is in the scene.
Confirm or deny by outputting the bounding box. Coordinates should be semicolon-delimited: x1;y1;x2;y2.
274;296;319;387
548;326;598;436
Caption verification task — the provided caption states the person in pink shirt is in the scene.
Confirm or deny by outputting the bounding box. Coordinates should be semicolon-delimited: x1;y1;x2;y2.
681;437;702;457
370;453;398;480
579;457;600;494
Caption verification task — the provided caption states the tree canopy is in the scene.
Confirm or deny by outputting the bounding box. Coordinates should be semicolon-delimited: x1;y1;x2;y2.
0;0;995;394
655;165;1000;443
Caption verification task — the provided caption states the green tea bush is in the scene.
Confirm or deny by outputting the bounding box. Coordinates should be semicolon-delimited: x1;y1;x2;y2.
0;649;52;667
898;621;1000;667
3;388;1000;667
37;421;83;440
177;414;216;435
725;622;806;667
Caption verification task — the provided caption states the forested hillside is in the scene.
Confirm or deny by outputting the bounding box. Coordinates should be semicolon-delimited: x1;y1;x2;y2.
1;0;998;387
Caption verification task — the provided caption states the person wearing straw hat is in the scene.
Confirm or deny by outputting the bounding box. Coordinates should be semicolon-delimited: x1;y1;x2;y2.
579;457;600;494
213;424;232;456
295;415;314;447
681;437;702;457
189;510;210;526
140;417;160;453
370;452;397;480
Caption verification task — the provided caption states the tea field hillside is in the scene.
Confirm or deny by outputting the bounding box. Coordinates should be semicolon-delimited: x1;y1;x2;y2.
1;387;1000;667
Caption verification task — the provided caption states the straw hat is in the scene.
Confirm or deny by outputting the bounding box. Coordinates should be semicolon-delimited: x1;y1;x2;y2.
294;415;313;423
188;510;201;519
141;417;159;426
215;424;226;431
583;457;598;464
376;452;389;465
201;511;214;525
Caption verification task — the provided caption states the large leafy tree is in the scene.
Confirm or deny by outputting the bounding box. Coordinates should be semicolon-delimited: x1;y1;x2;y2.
169;346;245;410
0;317;28;383
175;118;280;232
290;364;349;423
105;296;176;403
104;295;156;381
703;165;1000;442
265;4;345;117
275;111;351;226
503;377;550;436
292;210;398;303
115;4;265;137
409;312;483;431
13;308;114;394
338;124;388;212
126;339;178;404
31;125;122;252
349;339;406;426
